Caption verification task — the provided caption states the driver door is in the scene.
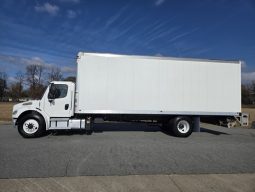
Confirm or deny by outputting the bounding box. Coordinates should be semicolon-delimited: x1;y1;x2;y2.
43;83;73;117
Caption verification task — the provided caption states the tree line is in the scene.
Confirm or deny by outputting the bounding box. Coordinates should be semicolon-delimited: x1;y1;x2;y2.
242;83;255;105
1;65;255;105
0;64;75;101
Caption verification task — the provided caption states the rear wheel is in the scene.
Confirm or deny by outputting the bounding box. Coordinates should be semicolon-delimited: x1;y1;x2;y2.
171;116;193;137
18;114;46;138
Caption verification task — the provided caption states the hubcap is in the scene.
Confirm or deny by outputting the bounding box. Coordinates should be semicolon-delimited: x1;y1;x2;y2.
177;120;190;134
23;119;39;134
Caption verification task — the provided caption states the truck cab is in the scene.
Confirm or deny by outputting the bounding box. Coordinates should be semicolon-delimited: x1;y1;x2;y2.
12;81;76;138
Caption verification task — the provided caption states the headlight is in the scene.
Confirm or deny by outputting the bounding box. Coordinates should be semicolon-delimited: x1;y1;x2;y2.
12;110;17;115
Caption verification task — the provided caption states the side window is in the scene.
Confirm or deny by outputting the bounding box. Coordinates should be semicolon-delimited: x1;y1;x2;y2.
55;84;68;98
48;84;68;99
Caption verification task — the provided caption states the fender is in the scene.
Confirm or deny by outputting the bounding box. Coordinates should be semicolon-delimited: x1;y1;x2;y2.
13;103;50;130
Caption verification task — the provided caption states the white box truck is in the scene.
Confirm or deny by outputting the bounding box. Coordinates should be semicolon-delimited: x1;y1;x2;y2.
12;52;248;138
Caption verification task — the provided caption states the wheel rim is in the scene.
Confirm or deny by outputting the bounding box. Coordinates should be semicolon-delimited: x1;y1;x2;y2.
23;119;39;134
177;120;190;134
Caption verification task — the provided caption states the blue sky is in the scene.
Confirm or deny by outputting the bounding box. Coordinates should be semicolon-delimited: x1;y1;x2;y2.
0;0;255;83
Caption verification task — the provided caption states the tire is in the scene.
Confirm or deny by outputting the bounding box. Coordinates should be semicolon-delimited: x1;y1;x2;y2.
18;114;46;138
171;116;193;137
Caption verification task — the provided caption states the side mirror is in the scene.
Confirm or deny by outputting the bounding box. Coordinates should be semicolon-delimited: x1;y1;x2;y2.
48;83;56;101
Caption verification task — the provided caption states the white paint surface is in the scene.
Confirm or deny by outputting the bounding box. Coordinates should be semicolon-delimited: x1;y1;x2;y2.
76;53;241;115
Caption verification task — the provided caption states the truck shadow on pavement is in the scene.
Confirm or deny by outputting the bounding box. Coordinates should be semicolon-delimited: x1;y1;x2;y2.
49;123;160;136
200;127;229;135
93;123;159;132
48;122;230;136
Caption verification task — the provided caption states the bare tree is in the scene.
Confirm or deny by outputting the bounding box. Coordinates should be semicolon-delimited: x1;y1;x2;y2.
242;84;251;105
0;71;7;101
10;83;20;101
15;71;25;99
63;76;76;83
37;65;44;85
26;64;45;99
26;65;37;88
251;81;255;93
48;67;62;82
241;83;255;105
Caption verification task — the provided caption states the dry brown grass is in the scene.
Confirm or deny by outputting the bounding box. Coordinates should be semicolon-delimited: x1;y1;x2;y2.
0;102;17;121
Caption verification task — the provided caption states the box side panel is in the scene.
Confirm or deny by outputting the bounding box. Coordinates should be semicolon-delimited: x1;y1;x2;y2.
76;54;241;114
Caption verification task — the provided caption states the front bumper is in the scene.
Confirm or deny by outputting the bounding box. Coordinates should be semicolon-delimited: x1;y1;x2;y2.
12;118;17;128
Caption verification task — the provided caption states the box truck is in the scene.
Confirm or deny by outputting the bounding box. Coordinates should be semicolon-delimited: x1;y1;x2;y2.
12;52;248;138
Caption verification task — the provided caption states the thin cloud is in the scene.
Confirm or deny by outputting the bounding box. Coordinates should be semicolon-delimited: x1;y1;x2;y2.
0;54;27;67
35;3;59;16
241;61;246;68
62;66;76;73
141;18;178;43
8;76;16;84
67;10;77;19
58;0;80;3
105;6;129;29
155;0;165;6
155;53;163;57
0;54;52;68
191;48;211;56
242;71;255;83
145;26;179;43
0;54;75;74
167;28;199;43
108;17;146;41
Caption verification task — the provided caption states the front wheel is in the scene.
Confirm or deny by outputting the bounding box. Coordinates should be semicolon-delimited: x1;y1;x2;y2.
18;114;46;138
171;116;193;137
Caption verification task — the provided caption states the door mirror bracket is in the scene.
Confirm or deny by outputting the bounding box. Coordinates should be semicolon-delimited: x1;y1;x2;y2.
48;98;54;103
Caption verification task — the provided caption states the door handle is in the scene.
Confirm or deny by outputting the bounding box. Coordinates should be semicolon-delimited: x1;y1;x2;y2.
65;104;69;110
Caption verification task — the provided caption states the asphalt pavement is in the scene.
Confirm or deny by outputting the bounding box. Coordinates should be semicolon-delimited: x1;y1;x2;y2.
0;122;255;179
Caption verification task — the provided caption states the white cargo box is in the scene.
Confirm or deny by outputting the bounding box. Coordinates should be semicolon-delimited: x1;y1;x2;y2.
75;52;241;116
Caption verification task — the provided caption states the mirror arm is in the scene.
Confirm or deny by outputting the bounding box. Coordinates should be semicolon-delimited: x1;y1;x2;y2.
48;98;54;103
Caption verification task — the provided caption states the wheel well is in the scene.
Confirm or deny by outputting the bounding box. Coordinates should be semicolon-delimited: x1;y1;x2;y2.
16;110;45;125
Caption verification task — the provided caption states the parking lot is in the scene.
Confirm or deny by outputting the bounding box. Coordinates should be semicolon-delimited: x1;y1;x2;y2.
0;122;255;179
